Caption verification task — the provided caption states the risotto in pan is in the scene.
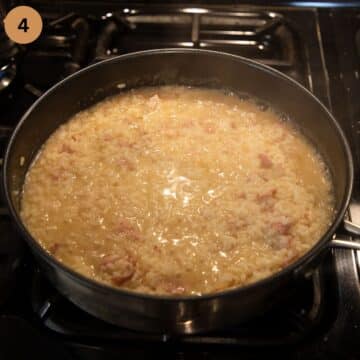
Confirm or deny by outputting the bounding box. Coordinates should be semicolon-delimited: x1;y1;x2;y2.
21;86;334;295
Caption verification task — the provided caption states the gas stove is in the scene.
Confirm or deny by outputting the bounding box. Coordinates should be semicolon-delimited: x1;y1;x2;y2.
0;3;359;360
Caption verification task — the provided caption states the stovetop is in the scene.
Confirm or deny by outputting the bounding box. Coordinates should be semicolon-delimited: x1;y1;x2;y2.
0;3;359;360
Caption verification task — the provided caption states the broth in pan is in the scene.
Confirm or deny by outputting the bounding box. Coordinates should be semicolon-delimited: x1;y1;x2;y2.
21;86;334;295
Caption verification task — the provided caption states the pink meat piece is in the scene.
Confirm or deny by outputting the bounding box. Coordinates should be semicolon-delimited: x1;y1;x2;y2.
59;144;75;154
256;188;277;203
48;166;65;181
227;218;247;235
117;139;135;148
258;153;273;168
161;278;186;295
116;218;142;241
117;157;136;171
272;221;293;236
103;134;113;142
100;254;136;286
49;243;60;254
236;192;247;199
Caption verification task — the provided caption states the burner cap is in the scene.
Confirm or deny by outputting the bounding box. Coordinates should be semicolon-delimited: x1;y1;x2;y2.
0;62;16;92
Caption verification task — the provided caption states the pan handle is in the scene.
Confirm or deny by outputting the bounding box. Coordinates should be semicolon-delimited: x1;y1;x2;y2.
330;239;360;250
343;219;360;236
329;219;360;250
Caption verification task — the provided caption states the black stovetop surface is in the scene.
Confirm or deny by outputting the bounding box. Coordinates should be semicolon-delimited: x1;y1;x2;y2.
0;3;359;360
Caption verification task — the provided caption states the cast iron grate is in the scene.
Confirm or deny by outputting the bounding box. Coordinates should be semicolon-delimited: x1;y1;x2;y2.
25;5;330;101
20;8;310;90
99;8;307;85
0;5;351;357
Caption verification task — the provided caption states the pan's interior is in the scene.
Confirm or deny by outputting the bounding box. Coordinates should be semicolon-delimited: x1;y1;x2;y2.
6;50;349;223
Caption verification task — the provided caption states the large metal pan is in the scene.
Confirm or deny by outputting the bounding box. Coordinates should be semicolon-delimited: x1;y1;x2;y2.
2;49;360;334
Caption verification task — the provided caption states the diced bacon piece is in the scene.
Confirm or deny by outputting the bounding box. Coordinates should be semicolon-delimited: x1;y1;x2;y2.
117;218;134;233
227;218;247;236
49;243;60;254
49;173;60;181
236;191;247;199
59;144;75;154
268;218;294;249
256;188;277;203
115;218;142;241
258;153;273;168
117;157;135;171
113;273;134;286
272;221;293;235
160;278;186;295
260;203;274;213
117;138;135;148
100;253;136;286
48;167;64;181
103;134;113;142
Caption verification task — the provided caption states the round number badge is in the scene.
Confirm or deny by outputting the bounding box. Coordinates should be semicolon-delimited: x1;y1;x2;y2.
4;6;43;44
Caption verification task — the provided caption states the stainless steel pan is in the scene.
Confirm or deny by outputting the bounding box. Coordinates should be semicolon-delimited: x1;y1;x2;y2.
3;49;360;334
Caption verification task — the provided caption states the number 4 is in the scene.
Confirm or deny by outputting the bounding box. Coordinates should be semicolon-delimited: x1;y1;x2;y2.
18;18;29;32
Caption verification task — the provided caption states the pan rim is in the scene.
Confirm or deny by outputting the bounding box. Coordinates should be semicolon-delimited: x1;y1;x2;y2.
2;48;354;302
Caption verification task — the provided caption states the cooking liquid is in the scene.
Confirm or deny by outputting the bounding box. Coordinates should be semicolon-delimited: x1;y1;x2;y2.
21;86;334;295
